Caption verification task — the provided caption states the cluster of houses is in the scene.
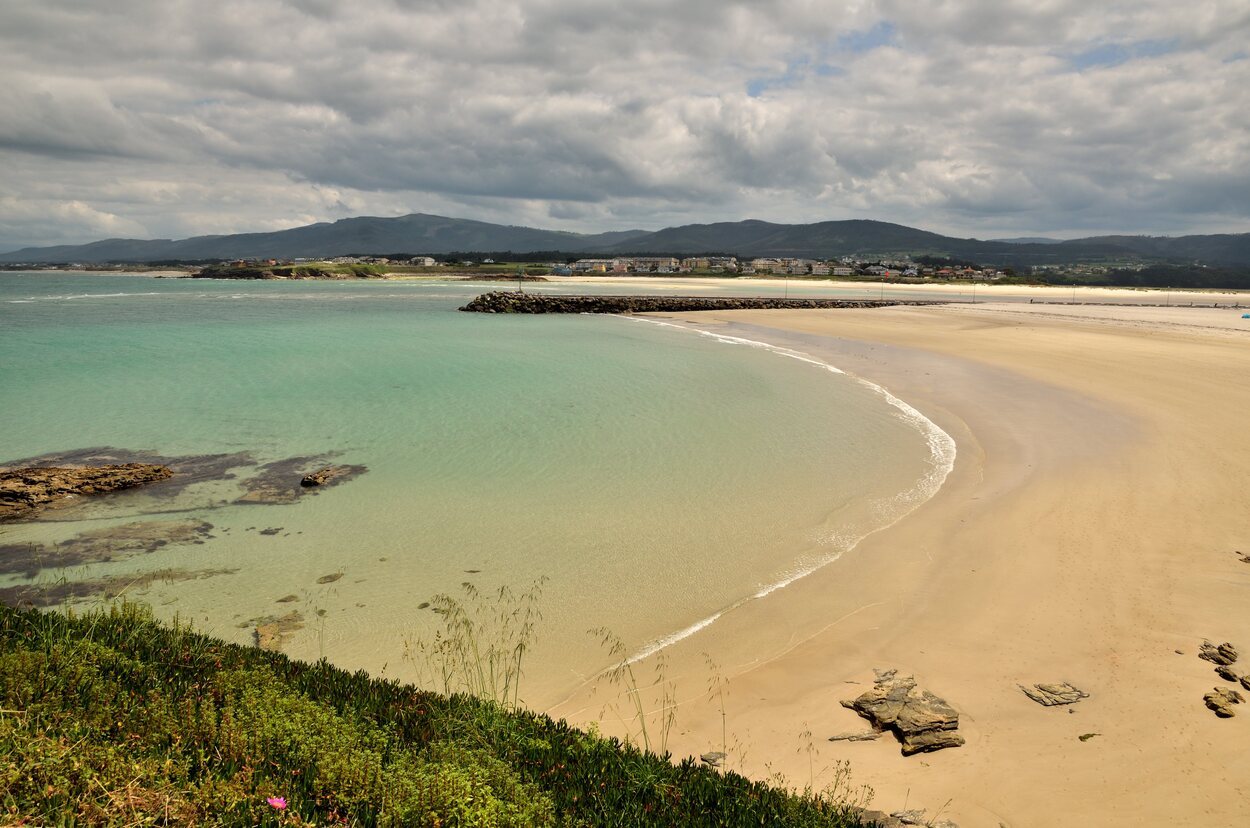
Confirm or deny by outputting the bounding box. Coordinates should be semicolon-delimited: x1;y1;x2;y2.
559;256;1005;280
222;253;1005;280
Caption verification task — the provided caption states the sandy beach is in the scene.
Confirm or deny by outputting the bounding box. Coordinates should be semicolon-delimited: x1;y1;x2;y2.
549;297;1250;826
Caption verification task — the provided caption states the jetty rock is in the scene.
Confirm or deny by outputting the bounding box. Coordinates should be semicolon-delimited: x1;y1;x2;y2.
459;291;947;314
841;670;965;756
0;463;172;522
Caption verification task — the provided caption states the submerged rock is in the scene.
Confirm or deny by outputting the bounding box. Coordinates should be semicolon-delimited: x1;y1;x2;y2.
1199;640;1239;666
841;670;965;756
0;519;214;578
254;611;304;651
0;464;172;521
0;567;236;609
1019;682;1089;706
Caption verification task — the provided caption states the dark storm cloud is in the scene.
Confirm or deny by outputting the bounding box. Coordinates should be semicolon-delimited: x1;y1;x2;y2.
1;0;1248;249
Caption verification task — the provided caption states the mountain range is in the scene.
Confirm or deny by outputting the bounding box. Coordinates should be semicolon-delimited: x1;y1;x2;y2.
3;213;1249;267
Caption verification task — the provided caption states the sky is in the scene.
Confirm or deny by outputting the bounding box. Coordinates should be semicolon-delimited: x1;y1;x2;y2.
1;0;1249;251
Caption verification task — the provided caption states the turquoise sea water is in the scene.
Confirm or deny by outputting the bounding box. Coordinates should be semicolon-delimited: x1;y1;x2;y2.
0;273;949;703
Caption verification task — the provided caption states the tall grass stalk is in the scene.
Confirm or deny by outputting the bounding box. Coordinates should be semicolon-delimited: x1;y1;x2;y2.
704;652;728;757
589;628;679;756
405;577;546;708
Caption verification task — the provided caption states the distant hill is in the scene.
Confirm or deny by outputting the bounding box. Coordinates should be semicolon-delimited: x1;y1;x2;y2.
990;237;1065;245
2;213;1248;267
0;214;650;264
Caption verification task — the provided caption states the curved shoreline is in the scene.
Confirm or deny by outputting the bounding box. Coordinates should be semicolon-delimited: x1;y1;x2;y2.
609;303;1250;827
603;315;956;667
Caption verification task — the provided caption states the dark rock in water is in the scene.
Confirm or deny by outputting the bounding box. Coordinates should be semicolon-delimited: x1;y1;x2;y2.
258;527;283;536
1204;687;1243;718
1199;640;1239;666
841;669;965;756
699;752;727;767
300;466;356;487
316;573;343;584
1019;682;1089;706
0;464;172;521
237;456;366;504
0;519;214;578
300;468;332;487
276;594;299;603
1215;665;1241;683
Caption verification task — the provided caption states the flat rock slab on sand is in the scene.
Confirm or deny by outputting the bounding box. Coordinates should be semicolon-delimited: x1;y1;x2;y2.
1019;682;1089;706
0;464;172;521
841;670;965;756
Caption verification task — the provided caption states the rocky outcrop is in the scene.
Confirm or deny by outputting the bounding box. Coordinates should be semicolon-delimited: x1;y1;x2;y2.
841;670;965;756
1215;665;1240;683
0;464;173;521
827;730;881;742
1019;682;1089;706
1204;687;1243;718
1199;640;1239;666
460;291;949;314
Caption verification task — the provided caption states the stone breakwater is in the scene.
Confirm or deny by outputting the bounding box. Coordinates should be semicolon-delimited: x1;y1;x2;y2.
460;291;949;314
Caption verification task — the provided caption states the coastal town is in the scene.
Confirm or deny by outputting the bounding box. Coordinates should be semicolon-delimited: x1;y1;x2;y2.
313;253;1012;280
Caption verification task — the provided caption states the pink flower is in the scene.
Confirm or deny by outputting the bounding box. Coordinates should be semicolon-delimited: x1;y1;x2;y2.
267;796;288;810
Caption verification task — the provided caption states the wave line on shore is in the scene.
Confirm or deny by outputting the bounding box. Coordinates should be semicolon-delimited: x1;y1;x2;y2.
614;315;957;665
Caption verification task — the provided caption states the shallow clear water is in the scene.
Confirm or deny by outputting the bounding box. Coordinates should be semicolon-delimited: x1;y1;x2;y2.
0;273;947;702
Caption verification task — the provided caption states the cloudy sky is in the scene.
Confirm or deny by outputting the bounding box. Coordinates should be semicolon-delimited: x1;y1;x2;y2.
2;0;1248;250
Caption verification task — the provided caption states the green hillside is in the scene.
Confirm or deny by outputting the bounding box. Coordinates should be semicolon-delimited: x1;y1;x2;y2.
0;602;871;827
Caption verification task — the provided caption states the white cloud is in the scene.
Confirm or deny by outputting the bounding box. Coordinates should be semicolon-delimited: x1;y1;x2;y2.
0;0;1248;250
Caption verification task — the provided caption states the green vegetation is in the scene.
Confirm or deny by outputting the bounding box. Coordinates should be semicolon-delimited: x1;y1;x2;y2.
0;602;871;826
1021;264;1250;290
